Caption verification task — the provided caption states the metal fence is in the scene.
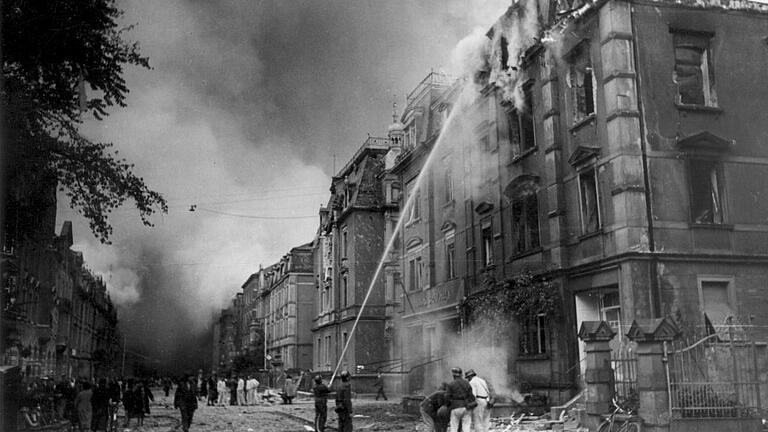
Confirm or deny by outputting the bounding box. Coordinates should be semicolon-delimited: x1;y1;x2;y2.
666;325;762;419
611;344;638;404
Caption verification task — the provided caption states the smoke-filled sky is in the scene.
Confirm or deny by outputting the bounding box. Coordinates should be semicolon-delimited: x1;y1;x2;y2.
56;0;511;372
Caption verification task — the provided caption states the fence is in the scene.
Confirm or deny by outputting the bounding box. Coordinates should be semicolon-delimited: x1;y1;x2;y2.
666;324;762;419
611;344;638;405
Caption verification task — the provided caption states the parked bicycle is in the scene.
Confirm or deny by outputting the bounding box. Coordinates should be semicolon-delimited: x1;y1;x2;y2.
597;397;642;432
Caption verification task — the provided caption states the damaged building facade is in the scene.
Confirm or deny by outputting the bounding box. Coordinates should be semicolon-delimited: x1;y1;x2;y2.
382;0;768;403
214;0;768;408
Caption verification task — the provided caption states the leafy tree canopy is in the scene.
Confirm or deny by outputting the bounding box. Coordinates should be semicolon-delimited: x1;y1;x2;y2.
2;0;167;243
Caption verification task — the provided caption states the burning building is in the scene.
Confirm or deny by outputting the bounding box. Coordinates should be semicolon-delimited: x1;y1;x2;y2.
384;0;768;405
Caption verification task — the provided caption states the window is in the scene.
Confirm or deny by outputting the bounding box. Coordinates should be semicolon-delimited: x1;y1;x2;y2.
512;191;540;253
408;257;422;291
481;225;494;267
689;159;724;224
446;238;456;280
480;133;491;152
568;45;596;123
578;167;601;234
342;332;349;363
342;276;348;308
444;165;454;203
324;335;331;368
700;279;735;332
599;292;622;332
342;227;349;258
673;31;716;107
520;315;547;356
405;179;421;223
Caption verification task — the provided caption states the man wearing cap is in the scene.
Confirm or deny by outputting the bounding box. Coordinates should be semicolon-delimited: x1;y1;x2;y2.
313;375;331;432
465;369;492;432
443;367;474;432
420;383;449;432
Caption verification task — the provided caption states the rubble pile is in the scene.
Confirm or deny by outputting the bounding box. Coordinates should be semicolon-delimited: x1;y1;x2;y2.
488;410;587;432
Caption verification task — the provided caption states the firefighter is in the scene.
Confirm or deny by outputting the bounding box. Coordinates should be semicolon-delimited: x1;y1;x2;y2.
443;367;474;432
313;375;331;432
335;371;353;432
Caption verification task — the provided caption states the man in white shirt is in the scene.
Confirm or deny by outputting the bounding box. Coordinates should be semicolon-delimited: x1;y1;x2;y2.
236;376;246;406
465;369;492;432
246;376;260;405
216;378;228;406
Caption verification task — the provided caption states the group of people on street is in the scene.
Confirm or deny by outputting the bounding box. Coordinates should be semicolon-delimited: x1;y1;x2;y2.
19;375;154;432
420;367;496;432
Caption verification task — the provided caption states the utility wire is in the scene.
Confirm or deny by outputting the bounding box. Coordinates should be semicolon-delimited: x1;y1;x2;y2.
194;207;316;220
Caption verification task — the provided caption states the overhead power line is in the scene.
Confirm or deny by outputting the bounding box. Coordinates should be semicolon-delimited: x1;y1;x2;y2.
193;207;316;220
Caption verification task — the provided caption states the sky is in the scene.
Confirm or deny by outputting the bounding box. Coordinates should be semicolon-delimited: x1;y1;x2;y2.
56;0;511;372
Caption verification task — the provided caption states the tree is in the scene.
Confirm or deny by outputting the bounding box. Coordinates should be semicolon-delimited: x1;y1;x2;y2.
1;0;167;243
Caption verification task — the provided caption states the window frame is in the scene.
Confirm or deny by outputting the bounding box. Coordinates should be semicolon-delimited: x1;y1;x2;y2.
481;223;494;267
687;158;727;225
511;190;541;254
671;29;717;108
519;314;548;357
445;232;456;280
696;276;736;332
577;165;602;235
567;43;596;125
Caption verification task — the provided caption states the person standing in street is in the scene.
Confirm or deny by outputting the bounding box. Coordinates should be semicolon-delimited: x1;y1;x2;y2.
443;367;474;432
73;381;93;432
207;375;218;406
216;377;227;406
374;371;387;401
228;376;237;406
465;369;492;432
420;383;449;432
91;379;110;432
246;375;259;405
236;375;246;406
174;375;198;432
335;370;353;432
313;375;330;432
282;375;297;404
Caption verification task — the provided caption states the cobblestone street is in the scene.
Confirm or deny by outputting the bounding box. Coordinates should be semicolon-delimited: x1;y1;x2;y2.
121;389;420;432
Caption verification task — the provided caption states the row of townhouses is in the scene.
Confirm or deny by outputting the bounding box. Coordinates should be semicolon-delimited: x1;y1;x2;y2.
1;182;122;380
214;0;768;404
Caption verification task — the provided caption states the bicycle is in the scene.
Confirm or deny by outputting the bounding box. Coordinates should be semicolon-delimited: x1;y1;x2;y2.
597;397;642;432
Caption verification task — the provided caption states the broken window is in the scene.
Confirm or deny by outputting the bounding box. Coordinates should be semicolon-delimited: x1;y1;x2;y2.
578;167;601;234
689;159;724;224
500;36;510;70
673;32;716;107
520;315;547;356
568;45;596;123
700;280;734;333
507;83;537;156
512;191;540;254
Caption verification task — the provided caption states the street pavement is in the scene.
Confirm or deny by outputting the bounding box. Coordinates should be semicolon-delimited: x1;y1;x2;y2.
120;387;421;432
